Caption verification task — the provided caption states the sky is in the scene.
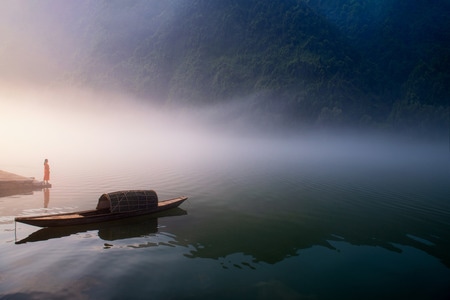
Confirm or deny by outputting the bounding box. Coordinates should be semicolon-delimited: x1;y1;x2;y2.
0;1;161;173
0;1;68;84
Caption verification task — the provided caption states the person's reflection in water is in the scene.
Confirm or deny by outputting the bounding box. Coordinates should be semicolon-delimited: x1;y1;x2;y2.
43;188;50;208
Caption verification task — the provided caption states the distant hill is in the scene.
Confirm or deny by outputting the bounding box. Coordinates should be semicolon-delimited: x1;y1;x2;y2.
2;0;448;134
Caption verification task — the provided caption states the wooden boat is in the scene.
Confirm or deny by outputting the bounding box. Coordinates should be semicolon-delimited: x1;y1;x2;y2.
15;190;188;228
15;207;187;244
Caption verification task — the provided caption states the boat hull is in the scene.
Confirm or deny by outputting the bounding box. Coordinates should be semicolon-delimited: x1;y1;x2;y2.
15;196;187;227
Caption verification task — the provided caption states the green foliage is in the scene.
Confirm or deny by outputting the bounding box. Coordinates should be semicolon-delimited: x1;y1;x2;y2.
52;0;449;134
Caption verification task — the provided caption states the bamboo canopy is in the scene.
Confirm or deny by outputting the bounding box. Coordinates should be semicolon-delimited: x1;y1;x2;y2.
96;190;158;213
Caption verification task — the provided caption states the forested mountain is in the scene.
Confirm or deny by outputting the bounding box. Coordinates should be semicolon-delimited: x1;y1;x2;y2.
306;0;450;133
3;0;449;134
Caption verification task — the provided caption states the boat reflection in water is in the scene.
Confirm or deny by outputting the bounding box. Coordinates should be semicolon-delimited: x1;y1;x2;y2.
15;208;187;244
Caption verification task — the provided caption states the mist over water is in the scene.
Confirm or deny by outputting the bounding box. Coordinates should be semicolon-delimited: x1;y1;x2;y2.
1;84;447;181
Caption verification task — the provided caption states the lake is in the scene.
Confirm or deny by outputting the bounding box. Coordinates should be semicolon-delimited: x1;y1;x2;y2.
1;134;449;299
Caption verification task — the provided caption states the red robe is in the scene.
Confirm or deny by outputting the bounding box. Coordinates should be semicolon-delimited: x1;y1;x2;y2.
44;163;50;181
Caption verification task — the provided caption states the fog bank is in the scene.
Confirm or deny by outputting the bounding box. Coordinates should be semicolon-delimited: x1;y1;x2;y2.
1;85;448;181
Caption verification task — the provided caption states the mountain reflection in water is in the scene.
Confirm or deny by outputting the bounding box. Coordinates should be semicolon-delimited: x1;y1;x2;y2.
182;206;450;269
14;172;450;271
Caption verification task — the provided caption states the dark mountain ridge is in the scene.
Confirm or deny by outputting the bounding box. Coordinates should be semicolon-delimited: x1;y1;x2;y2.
4;0;448;134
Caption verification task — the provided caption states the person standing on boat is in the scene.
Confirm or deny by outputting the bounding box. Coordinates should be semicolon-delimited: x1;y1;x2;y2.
43;159;50;185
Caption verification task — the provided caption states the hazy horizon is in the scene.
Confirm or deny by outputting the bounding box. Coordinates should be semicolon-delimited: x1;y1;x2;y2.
1;1;448;180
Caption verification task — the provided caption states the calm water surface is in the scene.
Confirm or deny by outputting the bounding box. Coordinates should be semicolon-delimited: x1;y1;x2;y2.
1;138;449;299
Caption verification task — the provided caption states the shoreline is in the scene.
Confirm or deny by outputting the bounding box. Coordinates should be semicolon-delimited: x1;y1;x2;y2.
0;170;51;196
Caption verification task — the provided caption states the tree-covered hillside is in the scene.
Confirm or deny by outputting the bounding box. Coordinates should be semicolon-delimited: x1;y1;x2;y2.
4;0;448;134
306;0;450;133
